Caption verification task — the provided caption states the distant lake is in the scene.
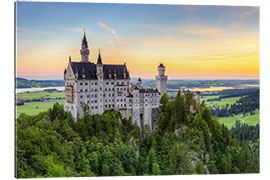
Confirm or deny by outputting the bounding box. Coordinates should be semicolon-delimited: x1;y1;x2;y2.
16;86;65;93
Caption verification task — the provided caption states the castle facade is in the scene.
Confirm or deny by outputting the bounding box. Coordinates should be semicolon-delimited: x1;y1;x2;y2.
64;33;167;130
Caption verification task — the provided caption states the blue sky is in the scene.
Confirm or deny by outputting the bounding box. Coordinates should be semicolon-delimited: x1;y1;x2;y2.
16;2;259;80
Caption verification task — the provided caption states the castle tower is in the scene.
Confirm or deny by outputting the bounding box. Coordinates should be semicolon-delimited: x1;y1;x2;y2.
96;49;104;114
156;63;168;95
137;78;142;89
80;30;90;62
196;91;200;104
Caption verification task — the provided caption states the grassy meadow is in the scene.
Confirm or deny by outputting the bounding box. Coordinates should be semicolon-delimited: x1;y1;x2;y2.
204;97;242;107
16;88;259;129
16;90;65;118
218;110;260;129
16;90;65;99
201;94;259;128
16;99;65;118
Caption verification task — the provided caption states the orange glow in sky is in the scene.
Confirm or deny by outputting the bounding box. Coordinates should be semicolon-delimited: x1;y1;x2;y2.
16;3;259;80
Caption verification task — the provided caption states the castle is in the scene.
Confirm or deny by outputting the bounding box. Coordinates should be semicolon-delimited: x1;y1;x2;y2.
64;32;167;130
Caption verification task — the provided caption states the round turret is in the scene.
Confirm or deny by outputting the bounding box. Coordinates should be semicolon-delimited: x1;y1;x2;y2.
158;63;165;76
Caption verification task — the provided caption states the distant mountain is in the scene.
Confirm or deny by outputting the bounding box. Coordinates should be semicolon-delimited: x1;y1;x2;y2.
16;78;65;88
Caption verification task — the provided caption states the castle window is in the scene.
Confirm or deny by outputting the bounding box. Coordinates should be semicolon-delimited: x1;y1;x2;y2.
80;96;83;98
80;89;82;92
111;82;114;85
95;106;98;109
95;82;97;85
85;89;87;92
85;82;88;85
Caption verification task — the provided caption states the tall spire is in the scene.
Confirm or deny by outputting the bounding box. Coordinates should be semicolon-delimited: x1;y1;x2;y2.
97;49;102;65
82;29;88;48
80;29;90;62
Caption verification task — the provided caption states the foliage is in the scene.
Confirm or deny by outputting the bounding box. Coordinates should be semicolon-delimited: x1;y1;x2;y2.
16;96;259;177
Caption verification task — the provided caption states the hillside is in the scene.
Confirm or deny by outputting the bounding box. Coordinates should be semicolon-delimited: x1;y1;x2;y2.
16;77;65;88
15;92;259;177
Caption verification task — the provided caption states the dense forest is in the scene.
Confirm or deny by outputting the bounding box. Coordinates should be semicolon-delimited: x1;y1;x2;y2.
16;92;259;178
211;90;259;117
16;78;65;88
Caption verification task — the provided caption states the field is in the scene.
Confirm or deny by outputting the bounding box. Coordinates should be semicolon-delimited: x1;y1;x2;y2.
201;94;259;128
16;90;65;118
16;99;65;118
218;110;260;129
16;88;259;129
204;97;241;107
17;90;65;99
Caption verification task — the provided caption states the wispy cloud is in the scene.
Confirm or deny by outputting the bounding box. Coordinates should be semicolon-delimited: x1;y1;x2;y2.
238;6;259;18
17;27;50;35
97;22;120;39
58;27;91;34
107;40;115;50
183;5;206;12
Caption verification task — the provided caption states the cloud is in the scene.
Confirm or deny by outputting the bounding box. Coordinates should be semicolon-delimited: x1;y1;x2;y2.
183;5;206;12
17;27;50;35
97;22;120;39
107;40;115;50
58;27;91;34
179;26;227;38
238;6;259;18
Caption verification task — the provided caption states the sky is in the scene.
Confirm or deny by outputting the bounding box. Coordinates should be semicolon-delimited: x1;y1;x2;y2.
16;2;259;80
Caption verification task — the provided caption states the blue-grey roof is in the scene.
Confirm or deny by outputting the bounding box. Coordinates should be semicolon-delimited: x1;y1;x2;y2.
69;62;130;80
139;88;158;94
